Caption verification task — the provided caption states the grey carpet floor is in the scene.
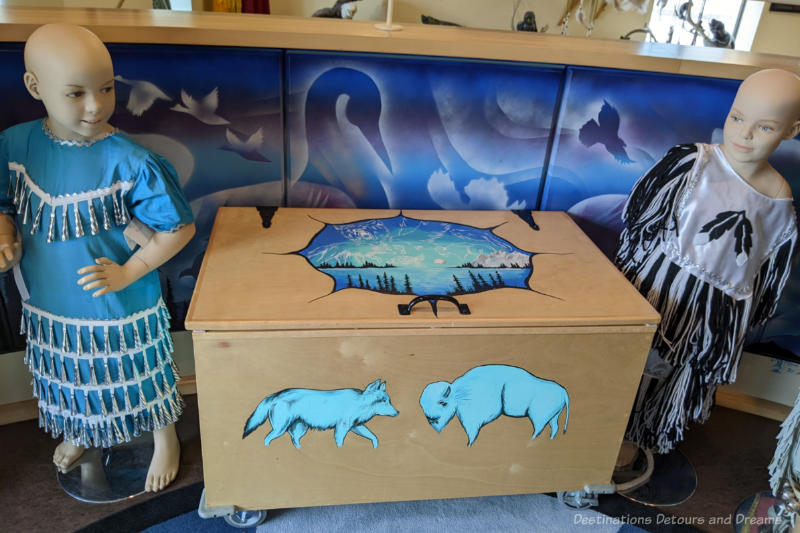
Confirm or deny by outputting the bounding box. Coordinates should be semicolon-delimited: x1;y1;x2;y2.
250;493;640;533
144;492;643;533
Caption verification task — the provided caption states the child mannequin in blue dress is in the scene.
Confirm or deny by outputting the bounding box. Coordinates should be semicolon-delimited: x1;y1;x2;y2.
0;24;195;493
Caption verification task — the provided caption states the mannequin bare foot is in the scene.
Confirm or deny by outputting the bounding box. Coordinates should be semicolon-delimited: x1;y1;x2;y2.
615;440;640;470
53;441;87;473
145;423;180;492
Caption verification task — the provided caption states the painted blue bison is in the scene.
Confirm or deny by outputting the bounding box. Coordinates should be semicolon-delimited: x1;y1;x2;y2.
419;365;569;446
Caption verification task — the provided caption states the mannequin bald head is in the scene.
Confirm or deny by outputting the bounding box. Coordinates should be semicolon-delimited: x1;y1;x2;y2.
737;69;800;124
721;69;800;176
23;24;115;142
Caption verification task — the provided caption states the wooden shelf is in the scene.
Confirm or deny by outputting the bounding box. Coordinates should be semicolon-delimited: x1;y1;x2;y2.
716;388;791;422
2;7;799;79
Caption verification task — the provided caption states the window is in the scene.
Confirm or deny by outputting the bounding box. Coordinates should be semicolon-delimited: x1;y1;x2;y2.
647;0;764;51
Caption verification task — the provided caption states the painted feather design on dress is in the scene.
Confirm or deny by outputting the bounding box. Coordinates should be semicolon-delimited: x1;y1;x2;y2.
693;210;753;265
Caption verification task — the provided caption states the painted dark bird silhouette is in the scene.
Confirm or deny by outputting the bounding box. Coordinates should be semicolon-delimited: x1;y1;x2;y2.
578;100;634;164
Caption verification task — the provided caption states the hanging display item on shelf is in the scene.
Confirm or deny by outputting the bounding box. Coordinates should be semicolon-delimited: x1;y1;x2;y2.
312;0;360;19
558;0;651;36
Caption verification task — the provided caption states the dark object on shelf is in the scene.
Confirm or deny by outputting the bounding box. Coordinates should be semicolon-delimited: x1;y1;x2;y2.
770;3;800;13
516;11;538;32
708;19;734;48
312;0;359;19
620;28;658;42
420;14;462;26
675;1;734;49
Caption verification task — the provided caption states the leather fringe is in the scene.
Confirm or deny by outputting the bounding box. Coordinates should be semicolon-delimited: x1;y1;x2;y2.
615;144;797;454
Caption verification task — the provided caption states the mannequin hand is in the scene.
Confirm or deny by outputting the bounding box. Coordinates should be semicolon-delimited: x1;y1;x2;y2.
77;257;140;297
0;234;22;273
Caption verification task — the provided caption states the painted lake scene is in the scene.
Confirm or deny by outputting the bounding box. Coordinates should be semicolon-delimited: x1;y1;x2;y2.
298;216;533;296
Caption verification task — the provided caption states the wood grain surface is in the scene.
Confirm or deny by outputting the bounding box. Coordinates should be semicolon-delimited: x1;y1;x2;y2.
185;208;659;331
194;326;655;509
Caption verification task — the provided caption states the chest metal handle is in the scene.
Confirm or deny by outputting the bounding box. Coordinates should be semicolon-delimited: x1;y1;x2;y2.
397;295;471;317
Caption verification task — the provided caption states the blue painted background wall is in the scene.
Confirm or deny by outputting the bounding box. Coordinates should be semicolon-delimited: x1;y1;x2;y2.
285;52;562;210
1;44;798;359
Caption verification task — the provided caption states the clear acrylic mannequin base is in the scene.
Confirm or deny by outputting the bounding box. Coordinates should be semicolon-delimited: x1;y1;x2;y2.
57;432;153;503
616;448;697;506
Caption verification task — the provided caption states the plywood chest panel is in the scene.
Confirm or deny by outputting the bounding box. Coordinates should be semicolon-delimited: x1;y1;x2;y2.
186;208;659;510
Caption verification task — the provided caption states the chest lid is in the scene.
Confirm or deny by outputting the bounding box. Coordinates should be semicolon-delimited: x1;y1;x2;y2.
185;208;659;331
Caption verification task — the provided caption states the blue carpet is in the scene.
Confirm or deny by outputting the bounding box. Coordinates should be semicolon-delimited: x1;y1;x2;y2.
143;492;649;533
143;508;242;532
81;483;702;533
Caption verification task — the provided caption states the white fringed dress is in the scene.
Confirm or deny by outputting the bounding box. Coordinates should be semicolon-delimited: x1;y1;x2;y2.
1;119;194;448
616;143;797;454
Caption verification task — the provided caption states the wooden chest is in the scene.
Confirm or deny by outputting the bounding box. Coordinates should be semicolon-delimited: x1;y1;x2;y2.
185;207;658;511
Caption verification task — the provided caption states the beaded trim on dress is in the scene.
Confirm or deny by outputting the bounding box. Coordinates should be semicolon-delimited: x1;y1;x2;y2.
7;162;132;242
41;118;118;147
22;298;183;448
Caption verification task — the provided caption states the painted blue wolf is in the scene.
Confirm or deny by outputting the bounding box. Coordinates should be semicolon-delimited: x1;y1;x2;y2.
243;379;399;448
419;365;569;446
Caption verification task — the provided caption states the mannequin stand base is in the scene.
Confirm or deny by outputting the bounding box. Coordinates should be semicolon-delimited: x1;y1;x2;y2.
616;448;697;506
733;491;795;533
374;23;402;31
57;432;153;503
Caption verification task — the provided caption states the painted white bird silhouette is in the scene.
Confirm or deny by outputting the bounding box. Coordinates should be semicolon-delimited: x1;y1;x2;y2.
221;127;270;162
114;75;171;116
171;88;230;125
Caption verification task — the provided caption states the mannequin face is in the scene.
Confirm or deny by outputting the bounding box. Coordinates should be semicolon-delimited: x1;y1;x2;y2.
721;71;800;170
33;58;116;142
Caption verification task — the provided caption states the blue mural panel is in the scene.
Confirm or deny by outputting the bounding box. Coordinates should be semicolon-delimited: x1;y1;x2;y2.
108;45;283;322
285;51;563;211
0;44;42;128
0;44;284;339
0;44;37;351
2;42;797;360
543;67;739;216
545;66;800;360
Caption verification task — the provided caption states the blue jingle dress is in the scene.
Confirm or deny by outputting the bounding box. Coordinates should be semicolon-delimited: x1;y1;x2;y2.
1;119;194;448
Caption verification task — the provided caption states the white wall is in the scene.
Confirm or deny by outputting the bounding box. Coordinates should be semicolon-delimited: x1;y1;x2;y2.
750;6;800;56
